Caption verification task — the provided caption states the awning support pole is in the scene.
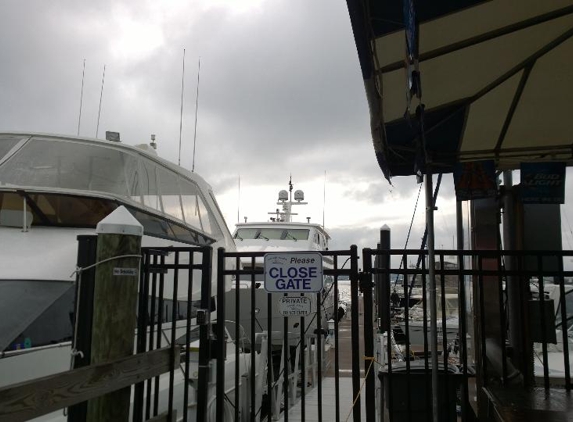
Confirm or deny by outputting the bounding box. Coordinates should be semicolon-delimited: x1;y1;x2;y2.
425;168;439;422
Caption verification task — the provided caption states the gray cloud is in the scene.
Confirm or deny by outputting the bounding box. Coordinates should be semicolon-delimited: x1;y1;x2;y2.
0;0;474;252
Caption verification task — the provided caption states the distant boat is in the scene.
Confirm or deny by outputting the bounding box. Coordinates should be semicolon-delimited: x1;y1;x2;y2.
396;293;460;346
226;181;336;347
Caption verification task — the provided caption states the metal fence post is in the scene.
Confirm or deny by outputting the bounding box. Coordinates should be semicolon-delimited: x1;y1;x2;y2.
196;247;213;422
378;226;391;332
350;245;361;422
216;248;226;422
362;249;376;421
68;235;98;422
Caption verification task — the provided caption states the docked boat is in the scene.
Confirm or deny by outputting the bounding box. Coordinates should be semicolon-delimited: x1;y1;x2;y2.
225;182;336;347
0;132;250;420
395;293;461;347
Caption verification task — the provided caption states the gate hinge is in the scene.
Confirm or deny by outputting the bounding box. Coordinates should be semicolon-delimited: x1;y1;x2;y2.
358;271;374;291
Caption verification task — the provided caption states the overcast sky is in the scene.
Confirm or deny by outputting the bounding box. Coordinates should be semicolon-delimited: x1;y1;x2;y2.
2;0;572;257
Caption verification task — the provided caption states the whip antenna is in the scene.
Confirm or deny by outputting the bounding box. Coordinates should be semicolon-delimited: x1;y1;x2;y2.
95;64;106;138
322;170;326;229
178;49;186;166
237;175;241;224
191;57;201;172
77;59;86;136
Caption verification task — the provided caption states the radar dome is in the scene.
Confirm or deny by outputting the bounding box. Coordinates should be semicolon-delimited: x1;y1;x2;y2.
294;190;304;201
278;190;288;201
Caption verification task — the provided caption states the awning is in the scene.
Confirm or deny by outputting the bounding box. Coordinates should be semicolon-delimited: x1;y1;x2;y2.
346;0;573;180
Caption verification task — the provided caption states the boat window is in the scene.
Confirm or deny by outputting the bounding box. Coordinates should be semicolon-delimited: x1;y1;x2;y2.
196;196;214;235
179;178;221;237
0;135;23;162
125;155;143;203
234;228;310;240
258;228;284;240
0;138;137;197
0;191;118;227
0;191;214;245
140;159;162;212
234;228;258;239
1;280;75;352
208;191;232;239
157;168;184;221
282;229;309;240
125;206;214;246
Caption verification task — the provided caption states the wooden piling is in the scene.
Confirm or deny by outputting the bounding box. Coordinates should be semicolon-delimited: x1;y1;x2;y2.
86;206;143;422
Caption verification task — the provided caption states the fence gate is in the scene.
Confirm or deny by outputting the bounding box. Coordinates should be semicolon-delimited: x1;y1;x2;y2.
131;246;214;422
214;245;379;422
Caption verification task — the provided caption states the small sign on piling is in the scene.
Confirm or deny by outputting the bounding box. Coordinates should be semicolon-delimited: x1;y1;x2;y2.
263;252;323;293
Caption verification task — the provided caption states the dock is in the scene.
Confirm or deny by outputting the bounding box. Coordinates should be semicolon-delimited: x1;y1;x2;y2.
278;377;365;422
278;314;368;421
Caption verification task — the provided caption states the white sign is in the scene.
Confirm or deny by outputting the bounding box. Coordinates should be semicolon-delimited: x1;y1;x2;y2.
113;267;138;277
278;296;312;316
264;252;323;293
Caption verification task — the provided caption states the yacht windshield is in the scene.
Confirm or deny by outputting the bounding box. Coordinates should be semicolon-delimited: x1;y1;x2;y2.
0;136;223;238
0;191;214;246
234;228;309;240
0;135;22;162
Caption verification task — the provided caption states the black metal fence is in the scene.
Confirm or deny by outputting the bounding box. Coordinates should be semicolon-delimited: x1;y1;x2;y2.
365;247;573;422
132;246;214;422
214;246;377;422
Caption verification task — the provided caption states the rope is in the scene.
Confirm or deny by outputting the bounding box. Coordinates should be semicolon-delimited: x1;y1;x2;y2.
393;183;423;289
69;254;142;278
68;254;142;366
64;253;141;416
344;355;382;422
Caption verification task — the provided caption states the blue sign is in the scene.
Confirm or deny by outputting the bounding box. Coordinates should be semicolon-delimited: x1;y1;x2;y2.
454;160;497;201
264;252;323;293
521;162;565;204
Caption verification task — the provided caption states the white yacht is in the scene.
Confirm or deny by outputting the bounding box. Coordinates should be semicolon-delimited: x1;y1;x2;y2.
226;183;335;346
0;132;251;420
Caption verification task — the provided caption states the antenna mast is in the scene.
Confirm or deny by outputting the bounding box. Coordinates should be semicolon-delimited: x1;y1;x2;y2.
191;57;201;172
178;49;186;166
95;64;106;138
322;171;326;229
77;59;86;136
237;175;241;224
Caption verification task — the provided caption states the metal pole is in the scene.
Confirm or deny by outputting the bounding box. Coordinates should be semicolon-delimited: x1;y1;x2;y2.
425;169;439;422
379;226;391;333
456;199;469;422
68;235;98;422
349;245;361;422
216;248;226;422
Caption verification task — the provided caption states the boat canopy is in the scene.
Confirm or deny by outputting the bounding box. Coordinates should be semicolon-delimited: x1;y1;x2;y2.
0;134;221;239
346;0;573;179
